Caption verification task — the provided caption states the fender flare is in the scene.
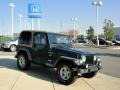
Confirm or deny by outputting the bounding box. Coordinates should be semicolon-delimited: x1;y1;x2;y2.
16;48;32;61
54;56;75;67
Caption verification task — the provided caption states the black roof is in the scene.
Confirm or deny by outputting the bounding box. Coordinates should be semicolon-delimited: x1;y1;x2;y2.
20;30;67;36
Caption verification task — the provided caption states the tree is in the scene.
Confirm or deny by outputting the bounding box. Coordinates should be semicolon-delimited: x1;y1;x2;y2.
77;35;84;39
67;29;79;37
99;33;105;39
86;26;95;40
103;19;115;40
60;29;79;39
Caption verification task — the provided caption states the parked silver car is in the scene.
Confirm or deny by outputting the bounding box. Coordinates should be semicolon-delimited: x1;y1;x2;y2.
1;39;18;51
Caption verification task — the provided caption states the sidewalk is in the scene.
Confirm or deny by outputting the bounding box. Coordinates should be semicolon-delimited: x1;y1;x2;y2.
0;56;120;90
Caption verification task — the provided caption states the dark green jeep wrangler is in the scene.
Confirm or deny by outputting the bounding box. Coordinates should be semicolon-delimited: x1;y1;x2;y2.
15;30;102;85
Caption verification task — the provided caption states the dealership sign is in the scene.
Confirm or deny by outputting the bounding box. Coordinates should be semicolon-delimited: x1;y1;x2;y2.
28;4;42;18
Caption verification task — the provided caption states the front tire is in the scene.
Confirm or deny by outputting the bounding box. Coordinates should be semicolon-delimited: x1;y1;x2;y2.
56;64;75;85
17;54;30;70
82;71;97;78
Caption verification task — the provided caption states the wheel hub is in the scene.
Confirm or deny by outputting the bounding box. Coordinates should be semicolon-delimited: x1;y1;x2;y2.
19;56;25;68
11;45;16;51
60;66;71;80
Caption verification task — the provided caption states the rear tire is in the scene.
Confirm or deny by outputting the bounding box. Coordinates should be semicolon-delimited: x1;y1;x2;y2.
82;71;97;78
10;45;17;52
56;64;75;85
17;54;30;70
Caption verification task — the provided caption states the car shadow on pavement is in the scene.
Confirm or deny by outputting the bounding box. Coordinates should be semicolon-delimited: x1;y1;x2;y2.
0;49;12;52
0;58;62;84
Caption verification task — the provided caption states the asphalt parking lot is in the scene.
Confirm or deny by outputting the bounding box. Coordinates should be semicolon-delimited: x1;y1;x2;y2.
0;47;120;90
81;47;120;78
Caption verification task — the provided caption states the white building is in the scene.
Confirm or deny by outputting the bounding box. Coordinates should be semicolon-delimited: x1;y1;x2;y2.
114;27;120;41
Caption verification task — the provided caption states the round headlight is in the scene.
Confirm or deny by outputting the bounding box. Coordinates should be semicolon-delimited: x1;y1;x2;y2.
74;59;80;65
74;59;84;65
81;55;86;62
80;60;84;64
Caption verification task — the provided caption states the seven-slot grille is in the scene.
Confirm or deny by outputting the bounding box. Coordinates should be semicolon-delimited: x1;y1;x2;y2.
86;55;94;64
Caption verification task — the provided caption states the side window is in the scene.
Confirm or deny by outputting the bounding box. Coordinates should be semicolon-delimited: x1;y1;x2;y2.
33;33;47;46
19;32;32;45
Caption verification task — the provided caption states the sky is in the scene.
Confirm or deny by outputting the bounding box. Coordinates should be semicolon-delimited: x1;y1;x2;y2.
0;0;120;36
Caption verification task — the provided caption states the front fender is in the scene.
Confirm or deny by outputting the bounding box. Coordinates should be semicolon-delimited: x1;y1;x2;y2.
54;56;75;67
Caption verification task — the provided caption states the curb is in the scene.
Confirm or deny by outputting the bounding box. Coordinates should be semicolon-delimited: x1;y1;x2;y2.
74;44;120;50
93;46;120;49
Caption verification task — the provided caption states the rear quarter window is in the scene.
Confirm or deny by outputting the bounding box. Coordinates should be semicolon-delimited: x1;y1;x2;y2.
19;32;32;45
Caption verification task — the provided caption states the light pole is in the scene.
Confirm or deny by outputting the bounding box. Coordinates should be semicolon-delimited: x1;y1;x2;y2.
38;18;40;30
31;19;34;30
27;21;31;29
59;22;63;32
24;20;27;30
71;18;78;41
9;3;15;39
92;0;102;46
19;14;23;32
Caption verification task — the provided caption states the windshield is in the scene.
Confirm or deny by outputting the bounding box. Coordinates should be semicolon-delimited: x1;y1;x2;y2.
48;33;72;48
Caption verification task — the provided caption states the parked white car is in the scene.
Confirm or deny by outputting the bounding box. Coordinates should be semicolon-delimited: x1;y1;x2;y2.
112;40;120;45
1;39;18;51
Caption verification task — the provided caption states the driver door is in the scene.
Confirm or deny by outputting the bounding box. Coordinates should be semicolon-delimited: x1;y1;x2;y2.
32;32;49;64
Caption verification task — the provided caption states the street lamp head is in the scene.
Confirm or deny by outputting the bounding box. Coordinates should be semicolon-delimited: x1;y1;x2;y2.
74;18;78;21
92;1;97;6
92;1;102;6
71;18;78;22
19;14;23;17
9;3;15;7
98;1;102;6
24;20;27;22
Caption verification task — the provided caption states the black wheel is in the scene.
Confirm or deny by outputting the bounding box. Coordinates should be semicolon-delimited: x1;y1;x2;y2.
10;45;17;52
17;54;30;70
56;64;75;85
82;71;97;78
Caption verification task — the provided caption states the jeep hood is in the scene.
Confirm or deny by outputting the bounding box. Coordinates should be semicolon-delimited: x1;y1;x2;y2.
52;47;94;58
69;48;94;55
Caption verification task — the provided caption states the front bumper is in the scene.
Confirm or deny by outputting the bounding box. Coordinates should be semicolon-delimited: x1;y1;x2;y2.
78;65;102;74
